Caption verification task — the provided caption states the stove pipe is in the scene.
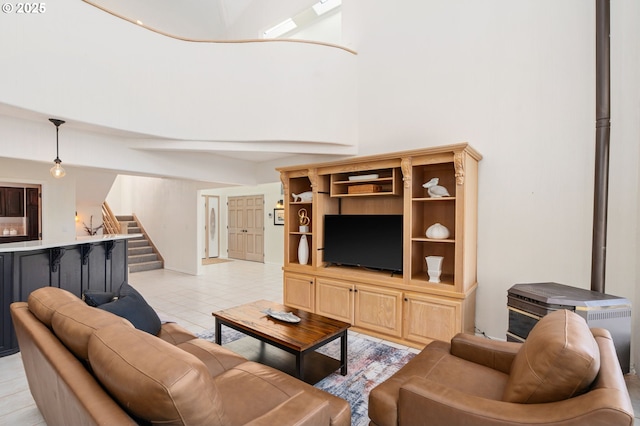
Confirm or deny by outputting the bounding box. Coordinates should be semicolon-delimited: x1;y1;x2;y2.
591;0;611;293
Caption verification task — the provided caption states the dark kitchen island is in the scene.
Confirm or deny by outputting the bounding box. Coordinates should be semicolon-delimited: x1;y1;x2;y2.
0;234;141;356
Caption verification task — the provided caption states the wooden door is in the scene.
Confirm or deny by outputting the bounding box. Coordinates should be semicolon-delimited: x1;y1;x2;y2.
227;197;245;259
227;195;264;262
244;195;264;262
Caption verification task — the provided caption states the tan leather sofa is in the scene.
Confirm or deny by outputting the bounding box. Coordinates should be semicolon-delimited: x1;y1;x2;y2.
369;309;633;426
10;286;350;426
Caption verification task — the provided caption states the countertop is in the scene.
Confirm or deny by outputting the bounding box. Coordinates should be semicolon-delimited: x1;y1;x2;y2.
0;234;142;253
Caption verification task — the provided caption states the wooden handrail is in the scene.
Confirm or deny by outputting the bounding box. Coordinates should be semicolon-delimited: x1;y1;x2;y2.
101;202;121;234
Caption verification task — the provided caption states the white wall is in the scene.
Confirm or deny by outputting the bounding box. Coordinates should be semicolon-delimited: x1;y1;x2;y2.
107;175;201;275
345;0;640;349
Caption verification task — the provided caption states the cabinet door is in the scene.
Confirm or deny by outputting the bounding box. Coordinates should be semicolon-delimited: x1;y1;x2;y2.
0;253;13;356
316;278;354;323
283;272;315;312
0;189;5;216
354;284;402;337
4;188;24;217
403;292;462;344
25;188;39;239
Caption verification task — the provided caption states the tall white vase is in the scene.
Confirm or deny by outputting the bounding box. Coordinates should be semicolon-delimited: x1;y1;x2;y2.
425;256;444;283
298;235;309;265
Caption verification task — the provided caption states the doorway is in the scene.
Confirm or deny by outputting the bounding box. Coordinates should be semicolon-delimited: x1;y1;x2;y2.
227;195;264;262
203;195;219;259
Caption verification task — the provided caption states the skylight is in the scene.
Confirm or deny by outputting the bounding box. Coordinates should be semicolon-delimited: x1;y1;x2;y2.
263;18;297;39
262;0;341;40
312;0;341;16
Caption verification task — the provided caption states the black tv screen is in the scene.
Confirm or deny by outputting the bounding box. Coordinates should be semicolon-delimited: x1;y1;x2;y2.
323;215;403;273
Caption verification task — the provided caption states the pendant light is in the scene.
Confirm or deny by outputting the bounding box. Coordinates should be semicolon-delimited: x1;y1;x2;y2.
49;118;66;178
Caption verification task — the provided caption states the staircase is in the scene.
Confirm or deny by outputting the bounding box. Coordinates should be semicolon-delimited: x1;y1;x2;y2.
117;215;164;273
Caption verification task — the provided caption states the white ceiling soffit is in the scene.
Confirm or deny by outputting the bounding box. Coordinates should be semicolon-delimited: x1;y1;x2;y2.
0;101;355;164
130;139;357;155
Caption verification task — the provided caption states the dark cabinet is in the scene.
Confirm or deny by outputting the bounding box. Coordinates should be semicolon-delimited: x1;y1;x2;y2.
0;187;25;217
25;188;39;239
1;239;130;357
0;254;11;355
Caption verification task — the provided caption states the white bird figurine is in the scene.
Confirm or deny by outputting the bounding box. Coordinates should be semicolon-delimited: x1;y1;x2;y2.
291;191;313;202
422;178;450;198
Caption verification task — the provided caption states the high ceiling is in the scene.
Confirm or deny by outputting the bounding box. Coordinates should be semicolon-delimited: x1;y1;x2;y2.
1;0;345;166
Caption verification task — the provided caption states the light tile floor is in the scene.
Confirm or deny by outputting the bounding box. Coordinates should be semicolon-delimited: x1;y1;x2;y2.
0;259;639;424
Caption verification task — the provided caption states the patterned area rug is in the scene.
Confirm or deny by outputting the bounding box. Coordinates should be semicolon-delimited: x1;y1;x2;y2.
197;328;416;426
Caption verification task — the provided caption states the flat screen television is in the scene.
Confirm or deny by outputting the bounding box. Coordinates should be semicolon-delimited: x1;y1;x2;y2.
323;214;403;274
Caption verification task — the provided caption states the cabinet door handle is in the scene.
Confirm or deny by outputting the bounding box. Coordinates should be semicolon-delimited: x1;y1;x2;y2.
309;281;313;285
404;298;408;302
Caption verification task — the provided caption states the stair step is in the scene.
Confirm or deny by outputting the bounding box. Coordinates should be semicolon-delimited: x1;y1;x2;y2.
129;260;163;273
129;246;153;255
129;253;159;264
118;214;163;273
129;242;147;249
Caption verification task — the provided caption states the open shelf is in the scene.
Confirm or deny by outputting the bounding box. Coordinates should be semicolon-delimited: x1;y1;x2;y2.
331;168;402;197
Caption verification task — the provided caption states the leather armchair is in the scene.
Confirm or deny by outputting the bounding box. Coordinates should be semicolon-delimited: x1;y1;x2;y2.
369;309;634;426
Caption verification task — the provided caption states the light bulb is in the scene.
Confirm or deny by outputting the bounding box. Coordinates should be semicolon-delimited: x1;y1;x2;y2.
50;161;66;178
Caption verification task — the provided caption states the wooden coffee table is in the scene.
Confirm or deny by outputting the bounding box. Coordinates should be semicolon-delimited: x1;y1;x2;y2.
213;300;350;384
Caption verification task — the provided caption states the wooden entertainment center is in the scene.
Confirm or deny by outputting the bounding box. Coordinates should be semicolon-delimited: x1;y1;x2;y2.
277;143;481;348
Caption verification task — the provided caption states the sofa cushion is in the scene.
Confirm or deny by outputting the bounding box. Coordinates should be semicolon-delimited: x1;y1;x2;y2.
214;361;351;426
88;323;228;426
157;322;198;345
97;282;161;335
51;301;132;361
28;287;84;327
502;309;600;403
177;338;247;376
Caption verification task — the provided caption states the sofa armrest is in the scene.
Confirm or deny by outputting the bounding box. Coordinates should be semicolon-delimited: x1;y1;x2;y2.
157;322;197;345
398;376;634;426
244;391;330;426
450;333;520;374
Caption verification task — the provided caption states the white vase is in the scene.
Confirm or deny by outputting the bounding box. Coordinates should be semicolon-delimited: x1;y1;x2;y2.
425;256;444;283
298;235;309;265
426;223;450;239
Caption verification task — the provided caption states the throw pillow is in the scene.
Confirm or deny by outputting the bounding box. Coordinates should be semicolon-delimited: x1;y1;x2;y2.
98;282;161;335
502;309;600;403
82;290;116;307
